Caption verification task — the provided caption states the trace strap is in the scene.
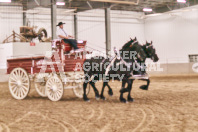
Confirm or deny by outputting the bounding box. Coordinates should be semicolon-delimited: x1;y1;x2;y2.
104;46;144;76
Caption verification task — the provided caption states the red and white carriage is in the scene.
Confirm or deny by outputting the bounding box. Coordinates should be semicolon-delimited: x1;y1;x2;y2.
7;40;90;101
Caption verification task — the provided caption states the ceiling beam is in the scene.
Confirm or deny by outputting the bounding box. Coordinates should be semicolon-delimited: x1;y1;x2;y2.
154;6;171;13
88;0;139;5
75;2;107;12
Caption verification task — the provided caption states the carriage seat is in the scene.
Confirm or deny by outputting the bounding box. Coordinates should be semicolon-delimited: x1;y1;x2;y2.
61;40;87;52
52;39;87;53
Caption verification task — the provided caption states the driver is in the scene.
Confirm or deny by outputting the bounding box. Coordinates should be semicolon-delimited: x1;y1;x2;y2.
56;22;83;53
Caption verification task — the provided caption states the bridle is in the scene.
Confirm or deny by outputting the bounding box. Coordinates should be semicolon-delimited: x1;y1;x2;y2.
144;44;156;58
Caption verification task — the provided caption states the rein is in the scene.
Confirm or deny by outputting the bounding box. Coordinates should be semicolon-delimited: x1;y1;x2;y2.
131;41;138;45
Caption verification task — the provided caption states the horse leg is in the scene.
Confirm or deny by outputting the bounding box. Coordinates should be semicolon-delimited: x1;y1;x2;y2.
100;82;108;100
106;83;113;96
127;79;134;102
83;74;92;102
139;79;150;90
83;82;90;102
89;76;100;100
120;79;127;92
119;79;128;103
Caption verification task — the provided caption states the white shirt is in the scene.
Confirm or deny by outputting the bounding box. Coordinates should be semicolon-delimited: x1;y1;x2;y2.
57;27;68;39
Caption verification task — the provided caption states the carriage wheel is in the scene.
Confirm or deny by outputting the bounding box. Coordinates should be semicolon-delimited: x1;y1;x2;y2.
34;73;49;97
73;82;90;98
8;68;30;100
46;76;63;101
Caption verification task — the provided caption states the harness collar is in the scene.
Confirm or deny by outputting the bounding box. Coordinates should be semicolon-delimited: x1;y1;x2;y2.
105;47;143;76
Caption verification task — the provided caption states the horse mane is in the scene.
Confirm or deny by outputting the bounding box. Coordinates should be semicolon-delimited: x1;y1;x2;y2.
121;40;133;51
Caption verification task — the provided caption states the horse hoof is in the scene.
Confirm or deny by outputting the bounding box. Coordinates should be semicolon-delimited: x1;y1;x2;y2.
96;97;100;101
108;90;113;96
128;98;134;102
140;85;148;90
120;98;127;103
84;98;90;102
100;96;106;100
86;100;90;102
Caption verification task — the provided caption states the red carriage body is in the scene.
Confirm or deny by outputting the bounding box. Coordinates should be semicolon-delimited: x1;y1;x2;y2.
7;40;87;74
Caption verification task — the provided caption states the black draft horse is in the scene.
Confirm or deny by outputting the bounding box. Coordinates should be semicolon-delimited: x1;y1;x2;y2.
82;37;147;103
138;41;159;90
100;41;159;102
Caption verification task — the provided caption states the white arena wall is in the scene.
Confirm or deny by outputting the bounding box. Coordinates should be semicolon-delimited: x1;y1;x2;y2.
145;8;198;64
0;6;23;44
1;6;198;63
0;6;198;82
0;7;145;50
144;6;198;76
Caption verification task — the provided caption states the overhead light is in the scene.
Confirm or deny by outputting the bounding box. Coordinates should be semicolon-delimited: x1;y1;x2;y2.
177;0;186;3
56;2;65;5
0;0;11;2
143;8;152;12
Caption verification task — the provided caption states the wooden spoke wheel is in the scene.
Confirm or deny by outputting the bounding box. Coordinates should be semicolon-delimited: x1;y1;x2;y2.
34;73;49;97
46;76;63;101
73;82;90;98
8;68;30;100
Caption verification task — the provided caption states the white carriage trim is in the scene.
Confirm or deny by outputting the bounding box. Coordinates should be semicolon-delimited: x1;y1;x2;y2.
31;60;35;74
105;48;132;76
105;56;117;76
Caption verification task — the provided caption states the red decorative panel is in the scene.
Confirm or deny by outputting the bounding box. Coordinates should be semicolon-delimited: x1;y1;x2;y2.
33;56;64;74
64;54;84;72
7;58;33;74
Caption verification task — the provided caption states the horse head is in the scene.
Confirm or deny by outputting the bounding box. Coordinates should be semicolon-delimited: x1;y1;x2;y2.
120;37;147;62
143;41;159;62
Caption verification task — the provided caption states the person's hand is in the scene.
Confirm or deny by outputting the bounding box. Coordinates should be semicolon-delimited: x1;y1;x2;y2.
69;35;74;38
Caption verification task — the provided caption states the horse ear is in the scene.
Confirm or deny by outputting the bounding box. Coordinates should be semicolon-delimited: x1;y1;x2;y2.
151;41;153;44
134;37;137;40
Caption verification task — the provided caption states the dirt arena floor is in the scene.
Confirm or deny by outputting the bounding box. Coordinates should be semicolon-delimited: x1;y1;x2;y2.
0;74;198;132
